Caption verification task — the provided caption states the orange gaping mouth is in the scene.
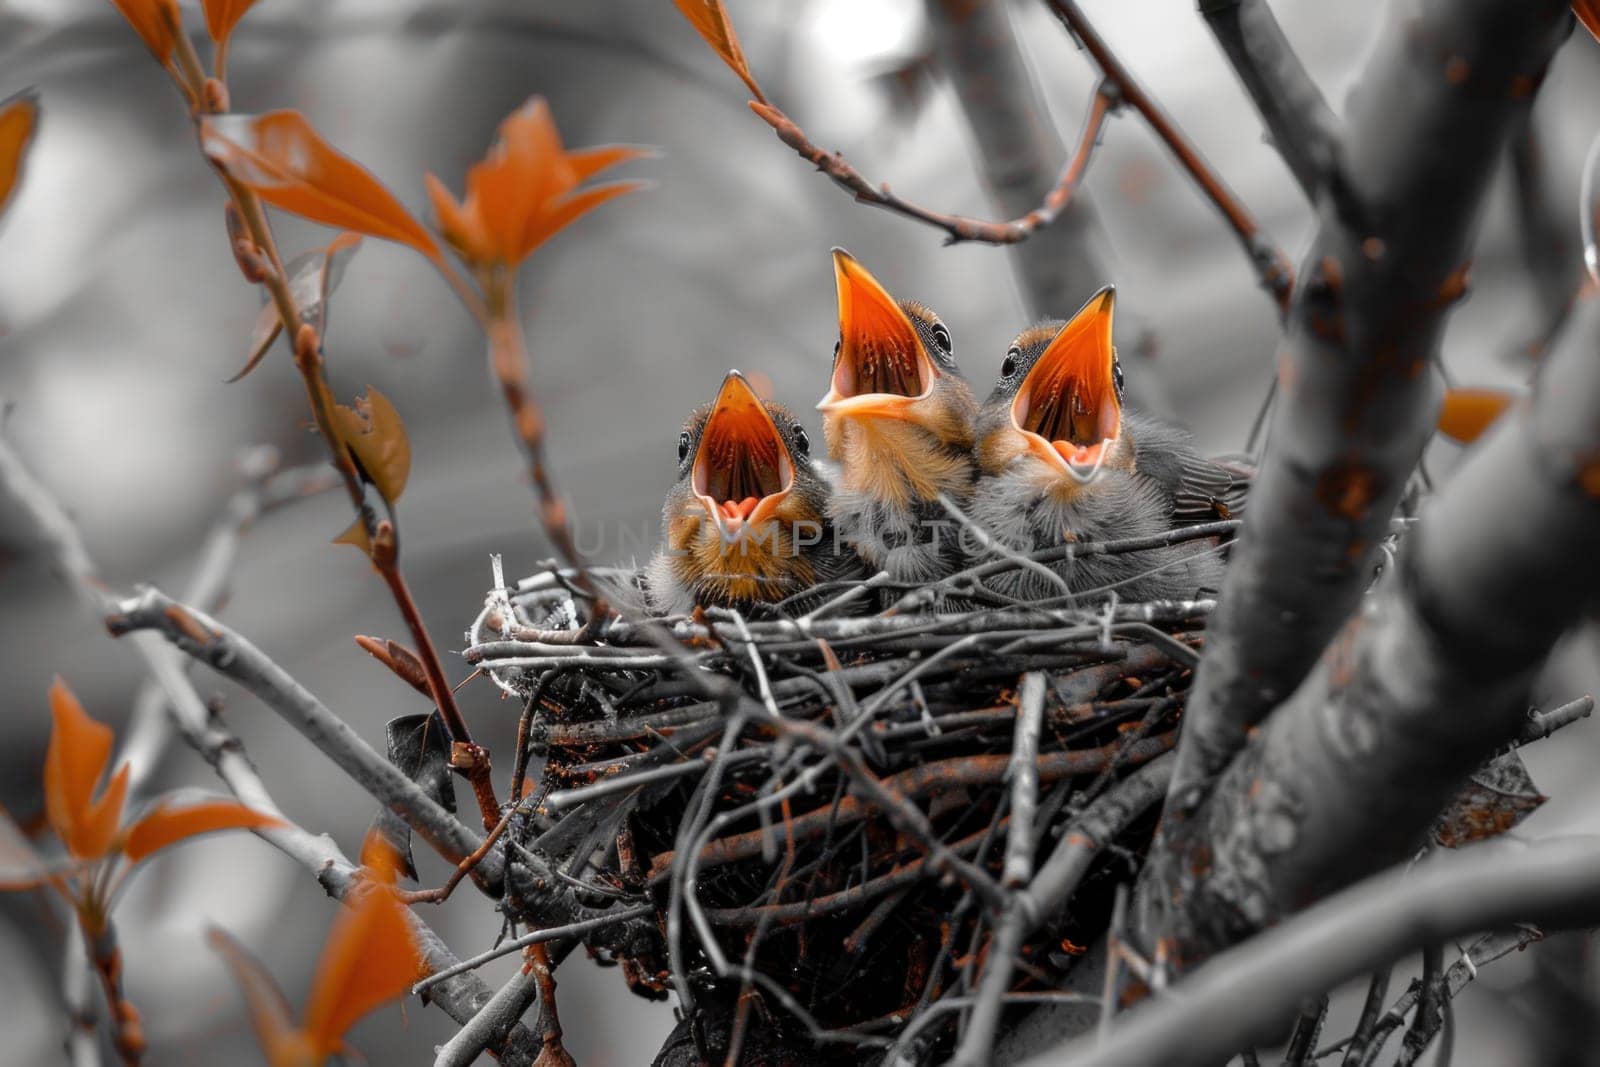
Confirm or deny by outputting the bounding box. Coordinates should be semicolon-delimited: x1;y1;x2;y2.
693;371;795;540
1011;286;1122;483
817;248;937;419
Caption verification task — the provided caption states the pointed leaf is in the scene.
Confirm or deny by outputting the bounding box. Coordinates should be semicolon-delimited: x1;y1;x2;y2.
229;233;363;384
0;90;40;224
331;517;372;555
79;763;130;863
370;713;454;880
123;800;282;863
301;864;423;1053
207;927;310;1066
1432;749;1546;848
44;679;116;860
673;0;765;100
200;112;442;263
518;180;647;262
330;388;410;505
202;0;258;45
1437;387;1517;444
108;0;181;65
1578;1;1600;44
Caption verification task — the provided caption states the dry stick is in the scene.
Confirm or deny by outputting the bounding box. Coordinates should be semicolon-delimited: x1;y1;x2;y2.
1394;943;1445;1067
1341;965;1393;1067
412;905;656;995
925;0;1114;317
1046;0;1294;313
1001;673;1048;890
951;755;1174;1066
1198;0;1340;201
169;25;495;827
1159;0;1570;816
432;962;538;1067
747;78;1114;247
1281;994;1330;1067
651;732;1174;876
106;589;492;877
1145;292;1600;971
1034;836;1600;1067
0;419;539;1065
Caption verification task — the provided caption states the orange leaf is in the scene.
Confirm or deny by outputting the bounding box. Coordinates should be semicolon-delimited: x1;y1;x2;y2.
108;0;181;65
331;517;372;555
207;927;311;1067
424;97;650;268
202;0;258;45
1437;387;1518;444
123;801;282;863
301;871;424;1054
330;387;411;505
1578;1;1600;43
357;827;405;886
44;679;117;861
200;112;442;264
673;0;766;102
79;763;130;863
0;90;40;224
230;233;363;384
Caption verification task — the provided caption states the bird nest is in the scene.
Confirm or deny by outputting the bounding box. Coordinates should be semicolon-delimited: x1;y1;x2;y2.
465;557;1216;1063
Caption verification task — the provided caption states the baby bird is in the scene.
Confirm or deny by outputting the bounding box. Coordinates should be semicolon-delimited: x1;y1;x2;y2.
647;370;862;616
969;286;1248;603
818;248;978;584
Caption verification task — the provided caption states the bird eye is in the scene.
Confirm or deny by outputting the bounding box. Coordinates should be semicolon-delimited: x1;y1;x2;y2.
931;322;952;353
677;431;690;464
1000;347;1020;378
793;427;810;456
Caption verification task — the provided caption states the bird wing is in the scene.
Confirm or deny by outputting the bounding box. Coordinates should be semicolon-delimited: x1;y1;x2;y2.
1126;413;1253;526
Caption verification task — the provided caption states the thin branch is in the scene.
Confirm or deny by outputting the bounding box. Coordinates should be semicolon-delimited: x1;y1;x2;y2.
747;79;1115;247
925;0;1114;315
1046;0;1294;312
1199;0;1341;200
1001;673;1048;889
431;961;539;1067
951;755;1173;1065
412;905;655;996
1034;836;1600;1066
1145;293;1600;968
105;588;491;876
1163;0;1571;811
0;415;538;1064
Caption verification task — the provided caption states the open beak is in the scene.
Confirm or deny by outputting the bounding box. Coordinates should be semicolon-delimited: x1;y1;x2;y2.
692;370;795;541
817;248;939;420
1011;286;1121;483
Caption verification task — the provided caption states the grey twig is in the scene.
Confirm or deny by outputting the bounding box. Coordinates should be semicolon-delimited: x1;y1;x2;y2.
952;755;1174;1065
925;0;1114;318
105;588;491;876
1035;836;1600;1066
1001;673;1048;890
1165;0;1571;815
413;905;656;996
431;959;539;1067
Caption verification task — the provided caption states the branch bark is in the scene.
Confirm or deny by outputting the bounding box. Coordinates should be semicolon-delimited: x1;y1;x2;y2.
1166;0;1573;806
1199;0;1340;200
925;0;1114;315
1033;836;1599;1067
1144;293;1600;965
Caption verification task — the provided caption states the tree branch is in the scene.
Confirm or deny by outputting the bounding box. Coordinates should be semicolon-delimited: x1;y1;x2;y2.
925;0;1114;315
105;588;493;878
1046;0;1295;313
1034;836;1597;1066
1198;0;1341;200
1145;293;1600;964
1165;0;1572;806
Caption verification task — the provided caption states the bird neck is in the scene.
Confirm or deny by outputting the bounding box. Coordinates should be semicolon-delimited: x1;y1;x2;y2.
830;417;974;512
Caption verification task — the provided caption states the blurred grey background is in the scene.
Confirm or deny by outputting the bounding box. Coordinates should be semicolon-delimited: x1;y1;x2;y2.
1;0;1597;1063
